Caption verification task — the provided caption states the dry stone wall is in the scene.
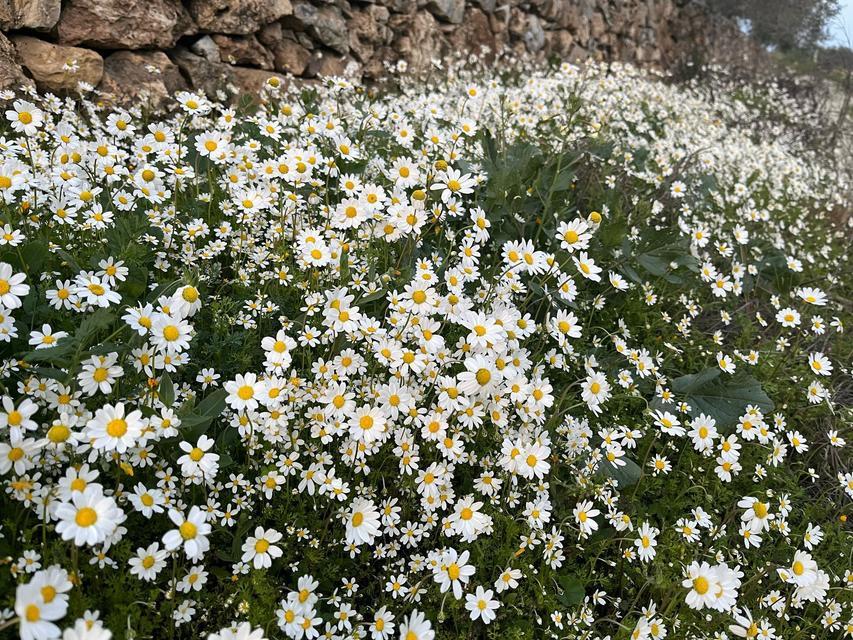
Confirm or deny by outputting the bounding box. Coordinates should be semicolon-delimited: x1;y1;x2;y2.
0;0;757;104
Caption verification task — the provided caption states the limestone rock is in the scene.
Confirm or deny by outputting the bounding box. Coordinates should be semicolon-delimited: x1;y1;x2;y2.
0;32;32;91
290;2;349;54
190;35;221;63
212;34;274;69
0;0;61;30
426;0;464;24
523;13;545;53
271;38;312;75
57;0;191;49
447;8;495;57
170;48;235;98
348;8;392;62
229;66;288;96
546;29;574;57
189;0;292;35
305;51;350;78
11;35;102;92
470;0;495;12
98;50;186;108
384;0;416;13
389;10;444;71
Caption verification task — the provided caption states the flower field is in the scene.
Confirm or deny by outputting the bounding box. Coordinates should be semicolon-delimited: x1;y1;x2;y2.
0;61;851;639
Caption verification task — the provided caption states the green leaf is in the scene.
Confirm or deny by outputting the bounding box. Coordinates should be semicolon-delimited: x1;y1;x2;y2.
600;456;642;488
32;366;68;382
671;368;774;428
159;374;175;407
76;309;115;347
339;246;350;283
556;574;584;606
23;341;76;367
181;388;228;438
54;248;82;271
196;388;227;418
359;288;386;304
122;266;148;299
20;241;49;275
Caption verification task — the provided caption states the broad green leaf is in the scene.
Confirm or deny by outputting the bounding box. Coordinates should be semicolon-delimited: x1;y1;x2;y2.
600;456;642;488
672;368;773;427
556;574;585;606
196;388;227;418
20;241;49;275
76;309;115;346
23;341;76;366
181;388;229;438
159;374;175;408
359;288;386;304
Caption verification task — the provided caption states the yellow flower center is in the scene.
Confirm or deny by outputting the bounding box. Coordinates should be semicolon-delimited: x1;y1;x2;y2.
179;521;197;540
693;576;709;594
475;368;491;385
106;418;127;438
75;507;98;527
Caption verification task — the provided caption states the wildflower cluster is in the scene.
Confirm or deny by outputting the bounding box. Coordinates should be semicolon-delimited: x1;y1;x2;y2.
0;61;850;640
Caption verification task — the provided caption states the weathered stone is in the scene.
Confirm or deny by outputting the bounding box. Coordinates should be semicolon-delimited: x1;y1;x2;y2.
590;10;606;38
11;35;102;92
190;35;221;63
290;2;349;54
0;0;758;104
0;32;32;91
57;0;191;49
426;0;464;24
470;0;495;12
170;47;235;97
212;34;274;69
270;38;312;75
305;51;350;78
385;0;415;13
546;29;574;57
523;14;545;53
568;43;589;62
348;9;392;62
447;8;496;57
98;50;186;108
189;0;292;35
0;2;11;28
230;66;288;95
389;10;444;71
257;21;283;48
0;0;61;30
507;7;526;38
